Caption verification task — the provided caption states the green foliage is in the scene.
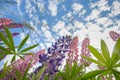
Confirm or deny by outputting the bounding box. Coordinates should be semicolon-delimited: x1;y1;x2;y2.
82;38;120;80
0;27;38;63
56;62;83;80
0;61;12;79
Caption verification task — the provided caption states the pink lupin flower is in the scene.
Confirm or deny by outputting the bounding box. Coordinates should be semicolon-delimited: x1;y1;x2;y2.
109;31;120;41
67;36;79;66
0;18;24;29
80;37;91;66
0;49;45;80
0;18;13;27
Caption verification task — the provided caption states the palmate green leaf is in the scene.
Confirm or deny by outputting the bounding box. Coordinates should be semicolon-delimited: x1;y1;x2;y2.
18;55;24;60
5;27;15;53
18;44;39;54
0;31;11;48
0;46;13;54
17;34;29;51
112;69;120;80
113;63;120;68
88;45;107;65
11;55;16;63
101;39;110;66
81;55;105;66
111;38;120;66
82;70;105;80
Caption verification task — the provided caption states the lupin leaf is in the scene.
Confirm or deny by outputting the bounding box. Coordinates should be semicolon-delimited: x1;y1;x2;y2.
5;27;15;53
17;34;29;51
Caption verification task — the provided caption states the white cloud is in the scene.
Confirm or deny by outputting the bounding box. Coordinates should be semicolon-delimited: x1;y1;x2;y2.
85;22;100;32
39;43;45;49
35;0;45;13
66;12;72;18
59;28;71;36
44;30;55;42
95;17;108;26
25;0;32;10
86;0;110;21
95;17;114;28
66;23;73;31
17;0;23;17
73;20;84;29
41;20;49;31
53;20;65;32
48;0;59;16
78;9;86;16
109;1;120;17
45;42;52;48
73;27;89;41
90;0;110;11
20;32;26;40
72;3;83;13
115;20;120;30
86;9;100;21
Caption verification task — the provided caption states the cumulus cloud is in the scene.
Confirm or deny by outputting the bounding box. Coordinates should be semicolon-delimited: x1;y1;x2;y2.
48;0;59;16
89;0;110;11
16;0;120;53
53;20;65;32
59;28;71;36
73;20;84;29
86;0;110;21
72;3;83;13
109;1;120;17
86;9;101;21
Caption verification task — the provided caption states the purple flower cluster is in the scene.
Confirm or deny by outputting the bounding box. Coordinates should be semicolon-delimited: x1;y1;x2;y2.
36;35;72;80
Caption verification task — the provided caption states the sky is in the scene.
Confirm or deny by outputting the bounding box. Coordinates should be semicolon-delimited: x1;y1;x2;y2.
0;0;120;69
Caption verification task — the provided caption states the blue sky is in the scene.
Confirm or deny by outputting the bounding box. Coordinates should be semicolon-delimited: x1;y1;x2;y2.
0;0;120;68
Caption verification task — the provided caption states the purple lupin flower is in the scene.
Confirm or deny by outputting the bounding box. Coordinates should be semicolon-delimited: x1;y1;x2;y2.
35;35;72;80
